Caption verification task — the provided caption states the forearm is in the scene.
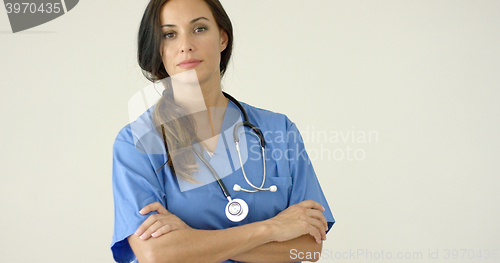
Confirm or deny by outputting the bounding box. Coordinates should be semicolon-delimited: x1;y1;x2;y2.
231;235;322;263
128;221;272;263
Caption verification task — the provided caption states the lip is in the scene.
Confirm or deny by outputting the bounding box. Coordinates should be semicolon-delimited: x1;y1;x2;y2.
178;59;202;69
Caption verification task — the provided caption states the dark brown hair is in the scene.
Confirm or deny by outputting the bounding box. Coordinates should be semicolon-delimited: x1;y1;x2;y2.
137;0;234;181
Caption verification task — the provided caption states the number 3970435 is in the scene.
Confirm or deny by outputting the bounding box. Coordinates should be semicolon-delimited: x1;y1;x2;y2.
5;3;62;14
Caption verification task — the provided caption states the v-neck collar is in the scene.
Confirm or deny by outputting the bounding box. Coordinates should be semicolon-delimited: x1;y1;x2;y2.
206;99;240;171
178;100;248;192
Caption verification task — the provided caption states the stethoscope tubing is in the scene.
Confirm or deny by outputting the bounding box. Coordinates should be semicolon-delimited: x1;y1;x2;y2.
193;149;232;201
188;92;275;221
192;92;274;194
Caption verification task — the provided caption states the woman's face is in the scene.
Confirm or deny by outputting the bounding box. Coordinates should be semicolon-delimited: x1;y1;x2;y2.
160;0;228;85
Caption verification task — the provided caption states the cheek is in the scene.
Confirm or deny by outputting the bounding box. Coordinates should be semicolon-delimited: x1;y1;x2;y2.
162;48;177;73
203;40;222;64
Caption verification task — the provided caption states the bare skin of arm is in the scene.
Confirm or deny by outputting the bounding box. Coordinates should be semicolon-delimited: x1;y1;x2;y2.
130;200;328;263
230;235;322;263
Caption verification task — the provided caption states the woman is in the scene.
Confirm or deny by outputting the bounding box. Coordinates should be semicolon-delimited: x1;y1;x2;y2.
111;0;335;262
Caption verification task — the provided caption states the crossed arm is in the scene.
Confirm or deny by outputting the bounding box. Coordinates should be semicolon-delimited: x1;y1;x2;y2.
128;200;328;263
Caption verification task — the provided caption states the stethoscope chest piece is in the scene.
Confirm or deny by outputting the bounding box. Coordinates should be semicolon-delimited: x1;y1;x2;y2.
225;198;248;222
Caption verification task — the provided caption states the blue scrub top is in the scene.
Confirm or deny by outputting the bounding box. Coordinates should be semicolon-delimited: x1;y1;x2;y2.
111;100;335;263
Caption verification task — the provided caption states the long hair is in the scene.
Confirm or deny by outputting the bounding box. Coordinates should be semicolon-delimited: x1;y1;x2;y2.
137;0;234;181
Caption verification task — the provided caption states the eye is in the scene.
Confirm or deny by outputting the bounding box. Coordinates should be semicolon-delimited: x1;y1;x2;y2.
194;27;207;33
164;32;175;39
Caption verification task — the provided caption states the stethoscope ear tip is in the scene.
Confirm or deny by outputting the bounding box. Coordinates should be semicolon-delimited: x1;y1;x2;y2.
234;184;277;192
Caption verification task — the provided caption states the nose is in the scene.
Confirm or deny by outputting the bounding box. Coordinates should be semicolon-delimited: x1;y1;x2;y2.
179;34;194;53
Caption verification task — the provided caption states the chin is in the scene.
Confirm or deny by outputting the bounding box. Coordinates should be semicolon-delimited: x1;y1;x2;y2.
170;69;200;86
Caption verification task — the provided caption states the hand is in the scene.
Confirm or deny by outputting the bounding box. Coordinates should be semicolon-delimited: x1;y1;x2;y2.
134;202;191;240
265;200;328;244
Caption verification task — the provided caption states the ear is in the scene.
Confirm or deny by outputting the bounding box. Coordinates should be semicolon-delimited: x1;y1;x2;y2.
220;29;229;52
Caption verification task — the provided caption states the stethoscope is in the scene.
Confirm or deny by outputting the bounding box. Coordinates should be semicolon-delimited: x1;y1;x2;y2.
192;92;277;222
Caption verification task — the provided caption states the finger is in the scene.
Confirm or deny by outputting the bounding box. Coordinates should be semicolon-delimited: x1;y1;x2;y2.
304;216;327;241
151;224;173;238
139;202;167;215
305;224;322;244
140;202;169;215
305;209;329;231
296;202;328;231
134;214;160;237
140;220;167;240
298;200;325;212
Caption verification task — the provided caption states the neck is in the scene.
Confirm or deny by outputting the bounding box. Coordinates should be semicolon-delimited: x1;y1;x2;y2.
198;68;228;109
170;70;228;113
169;70;229;148
200;85;227;109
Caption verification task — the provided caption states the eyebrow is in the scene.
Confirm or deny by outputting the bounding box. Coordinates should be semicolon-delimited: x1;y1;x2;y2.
162;17;209;28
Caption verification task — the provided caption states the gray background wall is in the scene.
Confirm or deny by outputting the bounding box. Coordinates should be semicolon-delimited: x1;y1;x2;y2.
1;0;498;262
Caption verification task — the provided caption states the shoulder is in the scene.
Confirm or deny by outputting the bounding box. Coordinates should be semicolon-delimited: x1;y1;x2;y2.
114;105;157;144
236;101;306;153
112;104;168;182
114;105;165;157
238;101;295;132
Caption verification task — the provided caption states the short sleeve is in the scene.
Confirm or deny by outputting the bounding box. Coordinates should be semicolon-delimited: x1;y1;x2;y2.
286;122;335;234
111;125;166;263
